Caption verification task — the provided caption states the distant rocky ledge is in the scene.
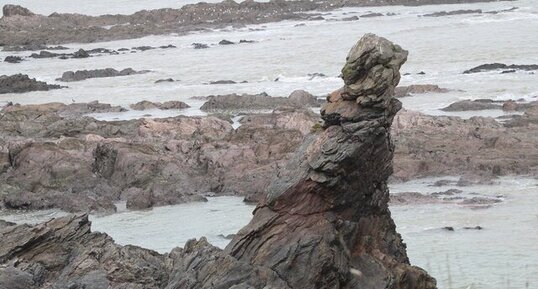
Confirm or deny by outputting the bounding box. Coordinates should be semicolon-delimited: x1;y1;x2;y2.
0;0;512;46
0;74;65;94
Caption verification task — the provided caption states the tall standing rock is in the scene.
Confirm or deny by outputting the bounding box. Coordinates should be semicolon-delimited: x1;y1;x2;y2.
226;34;437;289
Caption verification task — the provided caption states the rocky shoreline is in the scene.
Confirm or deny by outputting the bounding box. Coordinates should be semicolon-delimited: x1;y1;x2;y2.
0;0;513;47
0;34;437;289
1;86;536;213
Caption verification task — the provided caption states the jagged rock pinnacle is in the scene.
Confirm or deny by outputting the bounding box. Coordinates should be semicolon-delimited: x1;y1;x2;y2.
226;34;436;289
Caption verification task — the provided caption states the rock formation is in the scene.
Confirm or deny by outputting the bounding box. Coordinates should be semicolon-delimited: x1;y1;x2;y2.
0;74;65;94
226;34;436;289
463;63;538;74
130;100;190;110
200;90;321;113
0;33;435;289
56;68;150;82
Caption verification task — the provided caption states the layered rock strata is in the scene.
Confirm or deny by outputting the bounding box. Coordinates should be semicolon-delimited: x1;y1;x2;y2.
226;34;437;289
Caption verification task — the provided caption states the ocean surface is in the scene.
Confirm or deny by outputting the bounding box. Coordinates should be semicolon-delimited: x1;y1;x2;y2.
1;1;538;289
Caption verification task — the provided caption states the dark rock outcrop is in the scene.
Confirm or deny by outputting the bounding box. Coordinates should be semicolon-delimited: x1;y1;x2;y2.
463;63;538;74
394;84;450;97
130;100;190;110
56;68;150;82
423;9;482;17
3;55;22;63
0;74;64;94
441;99;502;111
201;90;322;112
226;33;436;289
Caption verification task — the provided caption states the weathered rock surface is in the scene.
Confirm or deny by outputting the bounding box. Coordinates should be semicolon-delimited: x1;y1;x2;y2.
0;0;509;46
441;99;502;111
392;108;538;180
0;214;293;289
0;74;64;94
394;84;450;97
0;101;316;212
463;63;538;74
226;33;436;289
200;90;322;113
130;100;190;110
56;68;150;82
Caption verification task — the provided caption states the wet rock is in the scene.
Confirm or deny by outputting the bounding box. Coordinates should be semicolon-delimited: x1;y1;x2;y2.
159;44;176;49
132;45;154;51
154;78;176;83
192;43;209;49
227;34;436;289
307;72;326;79
394;84;450;97
441;99;502;111
3;55;22;63
423;9;482;17
200;90;321;113
56;68;150;82
130;100;190;110
209;80;237;84
463;63;538;74
463;226;483;230
443;226;455;231
361;12;384;17
219;39;235;45
29;51;60;58
390;192;441;205
72;48;90;58
486;6;518;14
501;69;516;74
341;15;359;21
0;74;64;94
456;174;498;186
432;179;456;187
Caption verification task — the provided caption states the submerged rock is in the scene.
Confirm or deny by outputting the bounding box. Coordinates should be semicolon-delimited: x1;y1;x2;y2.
463;63;538;74
394;84;450;97
226;33;436;289
3;55;22;63
0;74;64;94
441;99;502;111
130;100;190;110
423;9;482;17
56;68;150;82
